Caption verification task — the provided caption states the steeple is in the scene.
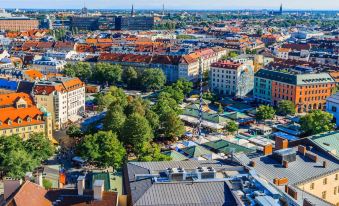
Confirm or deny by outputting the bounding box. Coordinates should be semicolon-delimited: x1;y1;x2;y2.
280;3;283;14
131;4;135;17
162;3;165;16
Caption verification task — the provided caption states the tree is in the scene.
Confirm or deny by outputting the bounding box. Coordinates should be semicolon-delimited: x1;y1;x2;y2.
140;68;166;91
276;100;296;116
172;79;193;96
160;110;185;140
95;86;128;111
122;67;138;89
3;149;37;179
103;105;126;135
77;131;126;169
23;133;55;162
66;125;83;139
93;63;122;85
138;143;171;162
256;105;275;121
43;178;53;189
300;110;335;136
124;97;146;117
162;87;185;103
145;108;160;131
121;113;153;154
225;121;239;134
218;104;224;114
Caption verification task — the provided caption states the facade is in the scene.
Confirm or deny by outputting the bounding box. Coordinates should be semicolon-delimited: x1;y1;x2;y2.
28;56;67;75
254;69;336;113
71;16;100;30
115;16;155;30
326;92;339;126
0;18;39;31
0;92;53;140
33;77;85;130
210;60;254;97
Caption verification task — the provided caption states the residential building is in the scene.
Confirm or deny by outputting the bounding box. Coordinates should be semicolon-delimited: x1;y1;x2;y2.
254;69;336;113
0;92;53;140
33;77;85;130
115;16;155;30
28;56;67;75
326;92;339;126
210;60;254;97
0;18;39;31
71;16;100;30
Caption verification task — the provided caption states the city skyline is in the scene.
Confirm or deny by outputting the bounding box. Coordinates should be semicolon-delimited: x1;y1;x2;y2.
2;0;339;10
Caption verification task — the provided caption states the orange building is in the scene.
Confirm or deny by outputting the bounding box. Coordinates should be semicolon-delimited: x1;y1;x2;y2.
255;69;336;113
0;19;39;31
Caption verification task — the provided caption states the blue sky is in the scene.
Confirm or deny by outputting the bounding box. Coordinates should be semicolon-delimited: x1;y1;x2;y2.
2;0;339;10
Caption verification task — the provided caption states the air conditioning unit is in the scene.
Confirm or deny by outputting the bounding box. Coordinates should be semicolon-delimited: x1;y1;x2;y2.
166;167;187;181
195;166;216;179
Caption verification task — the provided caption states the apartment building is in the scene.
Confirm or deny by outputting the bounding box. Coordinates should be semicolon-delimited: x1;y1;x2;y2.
254;69;335;113
0;92;53;140
33;77;85;130
28;56;67;75
210;60;254;97
0;18;39;31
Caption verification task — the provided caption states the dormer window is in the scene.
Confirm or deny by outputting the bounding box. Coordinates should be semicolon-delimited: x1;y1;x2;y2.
0;121;2;126
17;118;22;124
7;119;12;125
37;115;41;121
27;117;32;122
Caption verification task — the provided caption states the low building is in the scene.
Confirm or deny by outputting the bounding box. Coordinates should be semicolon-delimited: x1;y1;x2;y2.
28;56;67;75
33;77;85;130
210;60;254;97
326;92;339;126
0;18;39;31
0;92;53;140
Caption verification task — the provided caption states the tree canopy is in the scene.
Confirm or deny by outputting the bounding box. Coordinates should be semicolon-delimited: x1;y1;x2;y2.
276;100;296;116
140;68;166;91
300;110;335;136
256;105;275;121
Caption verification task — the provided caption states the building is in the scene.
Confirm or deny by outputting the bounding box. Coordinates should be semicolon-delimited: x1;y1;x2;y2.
254;69;336;113
0;18;39;31
0;92;53;140
124;160;294;206
33;77;85;130
210;60;254;97
115;16;155;31
1;178;118;206
326;92;339;126
70;16;100;30
28;56;67;75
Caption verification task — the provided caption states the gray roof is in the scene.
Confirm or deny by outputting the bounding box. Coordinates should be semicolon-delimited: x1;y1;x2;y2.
126;160;239;206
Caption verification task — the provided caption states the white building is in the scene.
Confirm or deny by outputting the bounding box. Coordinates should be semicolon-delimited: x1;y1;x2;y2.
33;77;85;130
29;56;67;75
326;92;339;126
210;60;254;97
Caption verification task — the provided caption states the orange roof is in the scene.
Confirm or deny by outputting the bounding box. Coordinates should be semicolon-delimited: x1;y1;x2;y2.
24;69;43;80
61;77;85;92
0;93;34;107
86;38;98;44
277;48;291;53
6;181;51;206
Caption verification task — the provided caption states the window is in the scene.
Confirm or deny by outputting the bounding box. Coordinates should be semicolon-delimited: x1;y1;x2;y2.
310;183;314;190
324;178;328;185
322;191;326;199
335;187;337;195
332;106;337;112
336;174;338;180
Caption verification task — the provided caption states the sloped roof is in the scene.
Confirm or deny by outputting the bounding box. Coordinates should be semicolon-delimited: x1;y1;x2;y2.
162;150;188;161
202;139;255;155
180;145;213;158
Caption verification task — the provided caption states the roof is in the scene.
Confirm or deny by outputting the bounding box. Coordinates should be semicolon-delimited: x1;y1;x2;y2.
126;160;239;206
162;150;188;161
5;181;51;206
202;139;255;155
211;61;242;70
308;131;339;159
180;145;213;158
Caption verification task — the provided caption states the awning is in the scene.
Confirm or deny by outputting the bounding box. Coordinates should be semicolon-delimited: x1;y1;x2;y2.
68;115;82;123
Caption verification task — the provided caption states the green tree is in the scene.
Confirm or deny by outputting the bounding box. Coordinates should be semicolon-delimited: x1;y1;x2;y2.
218;104;224;114
225;121;239;134
138;143;171;162
172;79;193;96
300;110;335;135
276;100;296;116
228;51;238;58
140;68;166;91
160;110;185;140
77;131;126;169
121;113;153;154
66;125;83;139
3;149;37;179
93;63;122;85
122;67;138;88
43;178;53;189
162;86;185;103
95;86;128;111
103;104;126;135
23;133;55;162
153;92;182;115
256;105;275;121
124;97;146;117
145;108;160;131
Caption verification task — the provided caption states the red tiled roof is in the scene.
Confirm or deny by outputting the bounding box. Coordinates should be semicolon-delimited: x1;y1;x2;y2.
211;60;242;70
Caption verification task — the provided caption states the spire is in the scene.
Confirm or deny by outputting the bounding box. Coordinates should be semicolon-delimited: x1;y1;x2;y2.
280;3;283;14
131;4;135;17
162;3;165;16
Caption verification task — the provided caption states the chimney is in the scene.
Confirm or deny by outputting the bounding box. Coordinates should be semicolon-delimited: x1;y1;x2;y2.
303;198;316;206
77;176;85;195
282;160;288;168
275;136;288;150
263;144;273;156
24;172;32;181
93;180;104;200
4;177;22;200
286;185;298;200
298;145;306;155
323;161;327;168
35;172;43;187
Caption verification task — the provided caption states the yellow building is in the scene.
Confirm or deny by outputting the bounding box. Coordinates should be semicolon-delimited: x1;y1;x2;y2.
0;92;53;141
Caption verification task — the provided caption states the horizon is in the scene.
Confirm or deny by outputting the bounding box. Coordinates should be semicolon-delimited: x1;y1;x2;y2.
2;0;339;11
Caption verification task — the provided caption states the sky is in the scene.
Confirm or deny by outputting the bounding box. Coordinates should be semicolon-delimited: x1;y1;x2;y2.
2;0;339;10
